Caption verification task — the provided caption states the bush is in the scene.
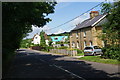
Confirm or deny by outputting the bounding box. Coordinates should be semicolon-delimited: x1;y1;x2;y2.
74;49;83;54
101;46;120;60
44;46;54;52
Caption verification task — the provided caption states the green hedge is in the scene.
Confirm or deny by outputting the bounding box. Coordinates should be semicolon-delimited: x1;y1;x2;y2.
101;46;120;60
74;49;83;54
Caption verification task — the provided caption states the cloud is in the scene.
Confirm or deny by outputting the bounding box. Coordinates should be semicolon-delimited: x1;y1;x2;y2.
70;13;90;25
55;2;71;10
27;25;52;38
54;29;65;34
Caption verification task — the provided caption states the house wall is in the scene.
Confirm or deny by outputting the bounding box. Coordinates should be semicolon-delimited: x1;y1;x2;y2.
70;26;103;50
92;26;103;48
70;31;78;48
32;34;40;44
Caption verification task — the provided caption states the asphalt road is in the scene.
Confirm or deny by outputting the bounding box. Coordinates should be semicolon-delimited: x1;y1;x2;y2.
3;49;120;80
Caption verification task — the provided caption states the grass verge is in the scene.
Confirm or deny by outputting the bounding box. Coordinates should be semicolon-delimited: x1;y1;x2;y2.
77;53;84;56
79;56;119;65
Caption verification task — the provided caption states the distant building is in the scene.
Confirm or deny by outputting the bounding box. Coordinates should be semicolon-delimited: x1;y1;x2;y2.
70;11;107;50
50;36;69;47
32;33;40;44
44;33;49;46
50;36;68;42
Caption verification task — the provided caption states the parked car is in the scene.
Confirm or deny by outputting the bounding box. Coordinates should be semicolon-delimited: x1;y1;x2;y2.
84;46;103;56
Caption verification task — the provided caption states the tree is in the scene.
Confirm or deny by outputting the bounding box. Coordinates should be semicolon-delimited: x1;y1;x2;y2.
100;1;120;60
101;1;120;46
20;39;32;48
2;2;56;63
40;30;46;47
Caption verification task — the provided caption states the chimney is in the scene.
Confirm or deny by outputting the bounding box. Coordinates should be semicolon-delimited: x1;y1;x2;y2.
90;11;99;18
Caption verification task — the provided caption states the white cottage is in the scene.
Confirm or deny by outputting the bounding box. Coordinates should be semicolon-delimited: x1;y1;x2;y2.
32;33;40;44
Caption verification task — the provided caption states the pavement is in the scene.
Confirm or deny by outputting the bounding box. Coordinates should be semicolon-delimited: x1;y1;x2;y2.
3;49;120;80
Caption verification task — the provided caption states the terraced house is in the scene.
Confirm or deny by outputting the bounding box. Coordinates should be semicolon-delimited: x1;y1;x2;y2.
70;11;107;50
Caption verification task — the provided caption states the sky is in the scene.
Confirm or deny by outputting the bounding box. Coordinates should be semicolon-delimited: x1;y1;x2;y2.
26;0;115;39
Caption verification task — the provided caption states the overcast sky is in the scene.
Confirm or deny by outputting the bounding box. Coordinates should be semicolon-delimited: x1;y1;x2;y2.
27;0;115;39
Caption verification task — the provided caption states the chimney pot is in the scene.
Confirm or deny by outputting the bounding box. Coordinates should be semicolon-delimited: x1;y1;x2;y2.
90;11;99;18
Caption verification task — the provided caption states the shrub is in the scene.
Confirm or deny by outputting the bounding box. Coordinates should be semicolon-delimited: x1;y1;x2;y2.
74;49;83;54
45;46;54;52
101;46;120;60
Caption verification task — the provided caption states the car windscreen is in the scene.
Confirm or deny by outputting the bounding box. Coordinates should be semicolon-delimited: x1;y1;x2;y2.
84;47;93;50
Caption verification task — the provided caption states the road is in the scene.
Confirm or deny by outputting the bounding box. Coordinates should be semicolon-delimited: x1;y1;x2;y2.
3;49;120;80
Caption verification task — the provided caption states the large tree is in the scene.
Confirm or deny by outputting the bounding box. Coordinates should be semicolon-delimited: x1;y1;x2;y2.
2;2;56;61
100;1;120;60
101;1;120;46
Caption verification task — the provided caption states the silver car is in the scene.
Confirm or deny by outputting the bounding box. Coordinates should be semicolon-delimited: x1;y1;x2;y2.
84;46;103;56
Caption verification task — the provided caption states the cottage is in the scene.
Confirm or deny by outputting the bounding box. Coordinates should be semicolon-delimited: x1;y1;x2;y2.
32;33;40;45
70;11;107;50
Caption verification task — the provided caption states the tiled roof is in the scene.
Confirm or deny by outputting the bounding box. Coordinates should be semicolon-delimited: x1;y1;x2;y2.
72;14;106;31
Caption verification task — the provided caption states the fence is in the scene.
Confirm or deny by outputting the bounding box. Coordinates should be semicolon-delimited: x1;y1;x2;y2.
49;49;77;56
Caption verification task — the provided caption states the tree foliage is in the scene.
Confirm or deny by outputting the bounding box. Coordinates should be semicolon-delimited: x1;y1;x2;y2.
40;30;46;46
100;1;120;60
3;2;56;61
101;1;120;45
20;39;32;48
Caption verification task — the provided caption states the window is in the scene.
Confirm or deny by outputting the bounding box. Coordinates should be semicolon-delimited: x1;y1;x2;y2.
54;38;58;40
76;32;78;38
84;47;93;50
72;42;75;48
83;31;86;37
90;41;92;46
77;41;79;48
84;41;86;48
35;37;37;39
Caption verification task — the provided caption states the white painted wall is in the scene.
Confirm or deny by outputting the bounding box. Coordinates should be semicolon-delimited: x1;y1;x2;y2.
32;34;40;44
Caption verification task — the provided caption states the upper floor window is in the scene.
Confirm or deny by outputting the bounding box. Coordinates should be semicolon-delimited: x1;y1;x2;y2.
35;37;37;39
76;32;78;38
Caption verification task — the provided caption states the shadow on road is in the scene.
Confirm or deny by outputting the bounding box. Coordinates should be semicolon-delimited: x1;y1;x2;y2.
2;49;120;80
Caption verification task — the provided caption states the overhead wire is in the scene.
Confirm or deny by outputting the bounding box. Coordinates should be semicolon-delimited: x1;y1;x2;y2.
44;1;105;32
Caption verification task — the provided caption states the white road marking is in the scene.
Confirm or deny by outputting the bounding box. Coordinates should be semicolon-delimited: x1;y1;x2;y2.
39;58;86;80
53;64;86;80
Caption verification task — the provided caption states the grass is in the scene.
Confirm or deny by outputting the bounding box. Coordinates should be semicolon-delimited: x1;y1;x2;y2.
79;56;119;65
77;53;84;56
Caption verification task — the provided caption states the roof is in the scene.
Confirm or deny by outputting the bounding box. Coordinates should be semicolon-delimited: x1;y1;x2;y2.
72;14;107;31
32;33;39;40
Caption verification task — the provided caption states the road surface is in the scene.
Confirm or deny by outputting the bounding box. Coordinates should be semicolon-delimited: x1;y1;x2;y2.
3;49;120;80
